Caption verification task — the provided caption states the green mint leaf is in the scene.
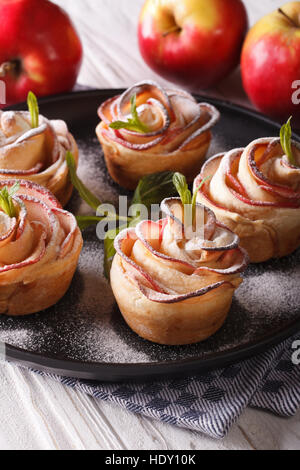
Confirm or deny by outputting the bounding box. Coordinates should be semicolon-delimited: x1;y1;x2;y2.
76;215;104;231
172;173;192;206
280;116;297;166
191;176;211;221
132;171;177;210
104;224;127;279
109;93;150;134
0;181;20;218
27;91;39;128
109;120;148;133
109;120;132;130
130;94;139;122
173;173;211;224
9;181;20;196
66;151;102;211
129;93;150;133
104;233;115;279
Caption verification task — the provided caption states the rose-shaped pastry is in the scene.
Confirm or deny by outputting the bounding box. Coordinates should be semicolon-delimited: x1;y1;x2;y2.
111;198;248;345
96;81;219;190
0;108;78;206
194;136;300;263
0;180;82;316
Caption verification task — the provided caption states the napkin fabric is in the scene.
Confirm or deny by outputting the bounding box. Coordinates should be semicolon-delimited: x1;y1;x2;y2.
30;334;300;439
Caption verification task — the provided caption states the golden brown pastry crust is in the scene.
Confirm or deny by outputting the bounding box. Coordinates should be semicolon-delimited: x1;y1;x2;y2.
111;198;248;345
96;81;219;190
0;180;83;316
194;137;300;262
0;111;79;206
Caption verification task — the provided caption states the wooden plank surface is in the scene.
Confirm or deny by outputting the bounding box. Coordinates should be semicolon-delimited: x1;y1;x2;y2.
0;0;299;450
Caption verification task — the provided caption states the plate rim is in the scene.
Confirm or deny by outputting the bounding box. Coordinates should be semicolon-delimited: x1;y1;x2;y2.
2;88;300;382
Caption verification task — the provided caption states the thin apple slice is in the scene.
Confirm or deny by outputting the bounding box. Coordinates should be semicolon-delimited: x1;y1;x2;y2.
247;138;300;200
117;80;173;120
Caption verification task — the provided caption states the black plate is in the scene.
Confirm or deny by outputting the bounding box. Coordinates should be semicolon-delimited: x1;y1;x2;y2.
1;89;300;382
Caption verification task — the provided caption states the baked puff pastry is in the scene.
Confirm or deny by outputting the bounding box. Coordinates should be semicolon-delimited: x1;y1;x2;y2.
96;81;219;190
0;110;78;206
194;137;300;263
0;180;83;316
111;198;248;345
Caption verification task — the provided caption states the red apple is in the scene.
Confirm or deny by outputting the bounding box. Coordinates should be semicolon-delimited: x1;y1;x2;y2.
138;0;248;89
241;2;300;122
0;0;82;106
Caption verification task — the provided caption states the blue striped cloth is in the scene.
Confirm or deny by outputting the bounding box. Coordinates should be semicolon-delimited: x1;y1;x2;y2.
30;334;300;439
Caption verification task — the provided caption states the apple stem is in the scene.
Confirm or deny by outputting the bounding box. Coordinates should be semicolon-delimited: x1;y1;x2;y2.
278;8;299;28
162;26;182;37
0;61;16;78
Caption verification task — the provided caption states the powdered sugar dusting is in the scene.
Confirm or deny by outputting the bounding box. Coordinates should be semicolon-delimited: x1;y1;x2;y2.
237;268;300;319
0;97;299;366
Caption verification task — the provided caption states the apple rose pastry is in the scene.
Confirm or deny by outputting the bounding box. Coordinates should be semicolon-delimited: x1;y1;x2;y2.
194;129;300;263
0;94;78;206
96;81;219;189
0;180;83;316
111;197;248;345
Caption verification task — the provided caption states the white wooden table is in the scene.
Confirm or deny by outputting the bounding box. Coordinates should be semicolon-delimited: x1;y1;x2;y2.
0;0;299;450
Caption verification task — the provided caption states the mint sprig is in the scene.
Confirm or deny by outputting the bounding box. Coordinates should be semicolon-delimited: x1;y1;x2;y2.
173;172;210;223
192;178;211;220
66;151;102;211
280;116;297;166
172;173;192;206
27;91;39;128
132;171;176;209
0;181;20;218
109;94;150;134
